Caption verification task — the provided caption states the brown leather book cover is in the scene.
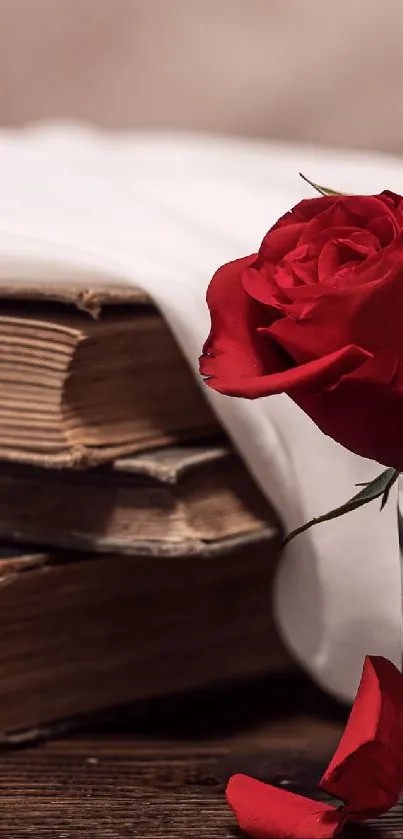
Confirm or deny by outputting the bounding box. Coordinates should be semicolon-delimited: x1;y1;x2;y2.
0;530;291;742
0;443;279;555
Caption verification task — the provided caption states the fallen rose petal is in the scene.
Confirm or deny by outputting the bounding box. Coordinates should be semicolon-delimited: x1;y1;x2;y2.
226;774;344;839
320;656;403;817
225;657;403;839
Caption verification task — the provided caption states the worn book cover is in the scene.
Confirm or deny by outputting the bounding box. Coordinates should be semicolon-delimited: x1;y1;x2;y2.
0;442;278;554
0;528;290;743
0;282;219;467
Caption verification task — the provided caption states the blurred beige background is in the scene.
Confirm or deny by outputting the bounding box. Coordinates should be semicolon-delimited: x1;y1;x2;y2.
0;0;402;152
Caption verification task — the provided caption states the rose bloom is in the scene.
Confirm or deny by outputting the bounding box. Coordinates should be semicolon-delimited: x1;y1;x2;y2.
200;192;403;470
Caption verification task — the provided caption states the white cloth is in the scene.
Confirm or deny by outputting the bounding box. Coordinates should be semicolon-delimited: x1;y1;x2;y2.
0;124;401;701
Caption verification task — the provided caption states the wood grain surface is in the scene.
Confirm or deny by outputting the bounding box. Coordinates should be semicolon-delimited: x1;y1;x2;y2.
0;675;399;838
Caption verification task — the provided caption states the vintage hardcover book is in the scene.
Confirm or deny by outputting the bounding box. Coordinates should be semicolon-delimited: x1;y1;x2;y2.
0;442;277;554
0;530;291;742
0;283;219;467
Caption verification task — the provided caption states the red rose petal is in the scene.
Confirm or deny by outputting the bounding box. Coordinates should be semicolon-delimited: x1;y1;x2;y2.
257;223;306;267
283;196;341;225
200;256;295;390
298;196;396;246
295;353;403;470
203;340;369;399
226;774;344;839
320;656;403;818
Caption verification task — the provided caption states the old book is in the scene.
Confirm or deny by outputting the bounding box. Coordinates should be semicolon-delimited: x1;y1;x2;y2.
0;531;291;740
0;283;219;467
0;442;277;554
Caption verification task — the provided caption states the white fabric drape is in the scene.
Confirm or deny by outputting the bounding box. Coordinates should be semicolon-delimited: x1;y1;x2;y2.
0;125;401;701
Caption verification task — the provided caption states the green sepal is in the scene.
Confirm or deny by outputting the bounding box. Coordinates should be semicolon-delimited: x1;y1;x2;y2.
283;467;399;546
299;173;344;196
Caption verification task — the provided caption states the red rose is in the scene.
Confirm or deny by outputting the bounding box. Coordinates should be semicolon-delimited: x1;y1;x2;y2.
200;192;403;470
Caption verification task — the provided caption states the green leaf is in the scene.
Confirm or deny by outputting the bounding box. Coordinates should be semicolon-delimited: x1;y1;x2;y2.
283;467;399;546
299;172;344;196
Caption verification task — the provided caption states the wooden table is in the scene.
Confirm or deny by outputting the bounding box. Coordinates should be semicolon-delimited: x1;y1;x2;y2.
0;675;399;838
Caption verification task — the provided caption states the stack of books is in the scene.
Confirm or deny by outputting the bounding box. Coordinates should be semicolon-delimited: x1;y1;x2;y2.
0;283;291;743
